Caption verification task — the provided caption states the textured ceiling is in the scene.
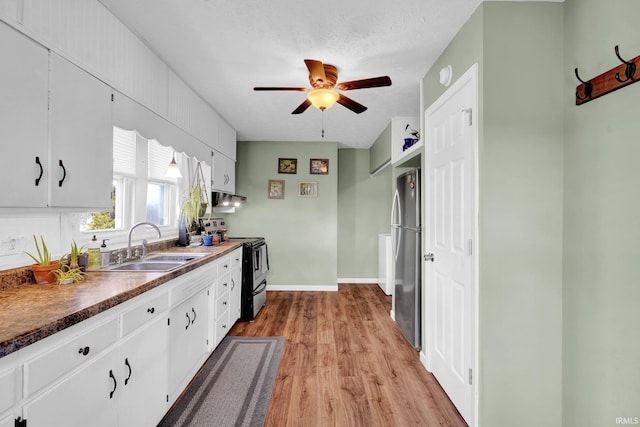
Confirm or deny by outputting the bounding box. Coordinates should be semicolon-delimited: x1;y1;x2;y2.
97;0;553;149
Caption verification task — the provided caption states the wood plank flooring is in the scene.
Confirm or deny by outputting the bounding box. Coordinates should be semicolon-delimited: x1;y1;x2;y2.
229;284;467;427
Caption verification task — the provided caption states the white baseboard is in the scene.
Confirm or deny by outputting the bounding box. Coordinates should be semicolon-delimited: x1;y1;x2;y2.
420;350;430;372
390;309;395;320
336;278;379;284
266;284;338;292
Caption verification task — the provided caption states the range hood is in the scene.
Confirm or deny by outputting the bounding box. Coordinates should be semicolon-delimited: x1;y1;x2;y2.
212;191;246;208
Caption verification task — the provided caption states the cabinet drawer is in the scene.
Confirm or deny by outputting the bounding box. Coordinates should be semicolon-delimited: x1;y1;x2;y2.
217;255;231;275
215;311;230;344
230;249;242;270
215;292;229;316
24;318;118;397
121;292;169;336
0;355;17;415
215;272;231;298
171;264;215;306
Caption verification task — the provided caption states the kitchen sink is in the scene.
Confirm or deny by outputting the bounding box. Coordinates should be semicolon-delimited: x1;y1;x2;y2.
144;253;207;262
102;253;207;272
106;261;186;272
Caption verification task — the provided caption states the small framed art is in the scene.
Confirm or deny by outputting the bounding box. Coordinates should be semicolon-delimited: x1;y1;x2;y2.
299;181;318;198
278;158;297;174
310;158;329;175
268;180;285;199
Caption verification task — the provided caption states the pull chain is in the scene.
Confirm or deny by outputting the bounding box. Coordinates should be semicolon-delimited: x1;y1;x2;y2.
321;111;325;138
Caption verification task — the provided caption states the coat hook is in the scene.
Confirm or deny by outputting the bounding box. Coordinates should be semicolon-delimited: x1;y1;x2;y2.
575;68;593;100
614;45;636;83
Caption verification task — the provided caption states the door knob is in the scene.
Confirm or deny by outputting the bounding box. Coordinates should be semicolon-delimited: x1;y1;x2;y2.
424;253;434;262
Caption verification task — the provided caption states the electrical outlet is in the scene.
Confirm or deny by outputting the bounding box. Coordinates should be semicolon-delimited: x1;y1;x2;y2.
0;235;25;257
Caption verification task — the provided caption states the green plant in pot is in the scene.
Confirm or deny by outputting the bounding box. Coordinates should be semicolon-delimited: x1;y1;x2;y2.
180;162;210;240
52;264;87;285
67;240;88;271
24;234;60;285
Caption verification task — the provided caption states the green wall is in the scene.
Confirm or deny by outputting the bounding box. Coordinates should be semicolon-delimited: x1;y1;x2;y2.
232;141;338;289
563;1;640;426
422;3;564;426
369;122;392;173
337;149;392;279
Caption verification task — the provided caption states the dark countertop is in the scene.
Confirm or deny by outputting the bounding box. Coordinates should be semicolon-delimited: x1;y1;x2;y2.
0;241;242;358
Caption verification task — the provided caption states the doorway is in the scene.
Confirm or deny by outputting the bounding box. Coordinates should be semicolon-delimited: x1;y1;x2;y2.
423;63;478;426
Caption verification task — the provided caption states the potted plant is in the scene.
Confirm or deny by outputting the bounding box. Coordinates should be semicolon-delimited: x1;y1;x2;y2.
24;234;60;284
181;162;210;241
67;240;88;271
52;264;87;285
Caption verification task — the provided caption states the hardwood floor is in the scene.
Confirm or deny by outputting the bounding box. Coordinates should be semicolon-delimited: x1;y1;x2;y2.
229;284;467;427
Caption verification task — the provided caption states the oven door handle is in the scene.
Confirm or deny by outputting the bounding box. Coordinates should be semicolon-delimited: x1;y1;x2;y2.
252;280;267;296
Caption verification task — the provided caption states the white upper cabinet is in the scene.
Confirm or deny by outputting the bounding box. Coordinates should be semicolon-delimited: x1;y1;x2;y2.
217;117;236;161
0;21;49;207
48;53;113;209
212;150;236;195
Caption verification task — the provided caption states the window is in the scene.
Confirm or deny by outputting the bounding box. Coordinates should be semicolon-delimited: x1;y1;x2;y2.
66;126;210;247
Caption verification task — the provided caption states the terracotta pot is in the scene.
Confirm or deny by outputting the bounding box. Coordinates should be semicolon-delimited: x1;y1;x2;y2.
30;261;61;285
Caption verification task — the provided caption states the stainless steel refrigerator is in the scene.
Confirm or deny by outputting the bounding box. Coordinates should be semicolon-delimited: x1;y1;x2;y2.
391;169;421;350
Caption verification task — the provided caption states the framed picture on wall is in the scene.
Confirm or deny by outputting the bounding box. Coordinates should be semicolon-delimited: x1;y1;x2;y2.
278;158;297;174
310;158;329;175
268;180;285;199
299;181;318;198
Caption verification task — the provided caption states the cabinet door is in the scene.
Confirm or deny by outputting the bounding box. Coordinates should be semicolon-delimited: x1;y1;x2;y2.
0;21;49;207
22;347;119;427
118;316;168;427
229;266;242;324
212;150;235;194
217;118;236;161
49;53;113;208
168;288;209;398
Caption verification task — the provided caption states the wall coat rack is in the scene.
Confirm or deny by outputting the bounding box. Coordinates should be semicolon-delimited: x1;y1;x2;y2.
575;45;640;105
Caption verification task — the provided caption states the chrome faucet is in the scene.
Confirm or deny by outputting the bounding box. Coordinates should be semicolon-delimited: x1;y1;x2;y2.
127;222;161;260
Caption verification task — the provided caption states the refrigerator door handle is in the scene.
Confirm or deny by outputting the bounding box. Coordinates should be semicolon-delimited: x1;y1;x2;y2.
393;227;403;261
391;189;402;227
391;189;402;262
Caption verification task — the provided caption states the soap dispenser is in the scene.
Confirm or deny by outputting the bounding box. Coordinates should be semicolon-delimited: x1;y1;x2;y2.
100;239;110;267
87;235;101;270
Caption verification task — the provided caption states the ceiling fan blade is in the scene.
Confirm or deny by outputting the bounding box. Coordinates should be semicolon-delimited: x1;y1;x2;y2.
292;99;312;114
336;76;392;91
337;94;367;114
254;87;307;91
304;59;327;87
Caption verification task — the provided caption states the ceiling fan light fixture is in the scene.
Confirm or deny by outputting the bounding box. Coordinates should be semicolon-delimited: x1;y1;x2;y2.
307;88;339;111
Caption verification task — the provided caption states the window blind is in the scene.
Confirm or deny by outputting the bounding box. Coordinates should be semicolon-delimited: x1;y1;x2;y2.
113;127;136;176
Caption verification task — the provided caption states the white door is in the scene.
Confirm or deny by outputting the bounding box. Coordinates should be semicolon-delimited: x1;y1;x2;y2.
425;64;478;426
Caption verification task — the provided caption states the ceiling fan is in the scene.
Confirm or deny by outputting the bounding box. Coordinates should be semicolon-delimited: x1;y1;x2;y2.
253;59;392;114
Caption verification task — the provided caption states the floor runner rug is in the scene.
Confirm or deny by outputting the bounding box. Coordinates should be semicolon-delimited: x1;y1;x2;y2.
159;336;285;427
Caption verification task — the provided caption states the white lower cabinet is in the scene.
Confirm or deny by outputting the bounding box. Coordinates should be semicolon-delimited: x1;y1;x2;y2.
168;287;210;402
118;316;168;427
7;252;241;426
22;345;119;427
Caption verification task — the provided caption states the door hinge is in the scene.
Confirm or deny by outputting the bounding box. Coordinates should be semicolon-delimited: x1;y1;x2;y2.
111;93;114;102
166;394;169;403
167;318;170;326
462;108;473;126
15;417;27;427
467;239;473;256
469;368;473;385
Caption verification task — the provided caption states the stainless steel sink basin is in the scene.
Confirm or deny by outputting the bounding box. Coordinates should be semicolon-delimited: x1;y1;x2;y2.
144;253;207;262
102;253;207;272
106;261;185;272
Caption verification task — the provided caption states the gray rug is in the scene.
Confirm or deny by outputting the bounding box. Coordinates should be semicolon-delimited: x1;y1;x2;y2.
159;336;285;427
